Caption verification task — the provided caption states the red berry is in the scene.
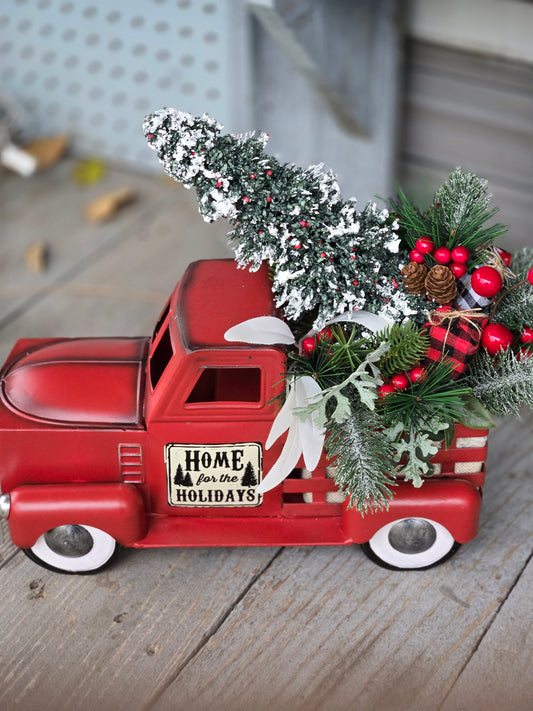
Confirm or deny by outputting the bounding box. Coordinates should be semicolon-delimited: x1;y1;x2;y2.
294;243;302;250
352;279;359;286
243;196;250;204
528;268;533;286
496;247;512;266
409;366;427;383
449;262;467;278
391;373;410;390
520;327;533;343
250;173;256;179
301;337;316;355
318;327;333;341
434;247;451;264
415;237;434;254
378;384;396;398
267;196;272;203
481;323;514;355
409;249;425;264
471;266;503;298
451;246;470;264
266;170;272;176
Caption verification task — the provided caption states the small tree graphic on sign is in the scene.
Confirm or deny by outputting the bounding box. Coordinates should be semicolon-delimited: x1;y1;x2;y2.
173;464;185;486
183;472;194;487
241;461;257;487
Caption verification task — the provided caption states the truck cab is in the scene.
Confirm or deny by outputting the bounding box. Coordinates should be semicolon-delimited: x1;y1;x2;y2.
0;260;488;572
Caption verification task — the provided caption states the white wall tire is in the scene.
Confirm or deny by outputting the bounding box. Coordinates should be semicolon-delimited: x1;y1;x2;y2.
25;525;117;573
362;517;459;570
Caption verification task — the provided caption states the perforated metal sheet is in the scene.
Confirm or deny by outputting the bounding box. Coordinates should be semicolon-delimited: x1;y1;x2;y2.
0;0;232;170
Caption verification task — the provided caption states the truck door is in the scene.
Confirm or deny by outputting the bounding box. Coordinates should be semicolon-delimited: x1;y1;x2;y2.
146;349;286;518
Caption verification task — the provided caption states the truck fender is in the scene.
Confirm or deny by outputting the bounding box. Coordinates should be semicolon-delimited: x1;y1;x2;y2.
7;483;147;549
342;479;482;544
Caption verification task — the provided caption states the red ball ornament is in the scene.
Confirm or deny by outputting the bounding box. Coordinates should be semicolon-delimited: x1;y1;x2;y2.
481;323;514;355
434;247;451;264
450;245;470;264
318;327;333;341
409;249;425;264
471;266;503;298
528;268;533;286
301;337;316;355
518;347;533;361
415;237;434;254
520;327;533;343
391;373;410;390
449;262;467;278
496;247;512;266
378;384;396;398
409;366;427;383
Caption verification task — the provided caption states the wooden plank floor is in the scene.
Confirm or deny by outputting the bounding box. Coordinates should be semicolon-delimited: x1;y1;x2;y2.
0;162;532;711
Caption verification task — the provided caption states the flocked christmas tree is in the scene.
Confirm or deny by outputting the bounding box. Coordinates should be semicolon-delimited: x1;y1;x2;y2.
143;108;425;329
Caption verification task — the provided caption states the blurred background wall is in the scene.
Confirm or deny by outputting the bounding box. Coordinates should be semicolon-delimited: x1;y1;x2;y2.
1;0;532;247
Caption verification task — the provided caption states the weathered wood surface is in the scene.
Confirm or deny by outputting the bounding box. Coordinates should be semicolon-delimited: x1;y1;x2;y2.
0;162;532;711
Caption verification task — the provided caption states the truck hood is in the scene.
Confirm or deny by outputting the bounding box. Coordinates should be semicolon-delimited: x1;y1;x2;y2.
2;338;149;426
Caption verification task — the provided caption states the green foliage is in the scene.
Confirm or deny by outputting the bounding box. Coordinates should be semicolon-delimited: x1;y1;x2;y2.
465;348;533;416
288;325;374;390
380;361;471;435
492;248;533;331
298;342;390;429
375;322;430;377
389;168;507;254
326;412;397;514
386;422;440;488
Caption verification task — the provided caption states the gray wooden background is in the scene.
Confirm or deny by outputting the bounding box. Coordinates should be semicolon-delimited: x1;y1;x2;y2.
0;162;531;711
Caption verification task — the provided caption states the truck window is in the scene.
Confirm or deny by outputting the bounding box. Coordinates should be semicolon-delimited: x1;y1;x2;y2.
152;299;170;341
150;326;173;390
186;367;262;404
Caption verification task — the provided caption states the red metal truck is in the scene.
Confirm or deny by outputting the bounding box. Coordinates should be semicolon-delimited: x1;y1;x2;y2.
0;260;488;573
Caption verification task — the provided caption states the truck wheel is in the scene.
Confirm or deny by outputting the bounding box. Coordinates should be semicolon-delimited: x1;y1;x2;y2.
361;517;460;570
24;524;118;574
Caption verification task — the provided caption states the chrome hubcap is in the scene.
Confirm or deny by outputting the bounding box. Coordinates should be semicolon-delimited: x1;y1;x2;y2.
44;525;94;558
387;518;437;554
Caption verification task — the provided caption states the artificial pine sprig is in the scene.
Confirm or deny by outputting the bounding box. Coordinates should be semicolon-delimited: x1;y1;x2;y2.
375;322;430;377
465;347;533;417
325;411;397;514
389;168;507;254
491;248;533;331
379;360;471;435
288;325;374;390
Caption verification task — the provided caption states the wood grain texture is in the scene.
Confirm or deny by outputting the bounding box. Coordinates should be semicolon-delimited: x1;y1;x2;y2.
150;412;533;711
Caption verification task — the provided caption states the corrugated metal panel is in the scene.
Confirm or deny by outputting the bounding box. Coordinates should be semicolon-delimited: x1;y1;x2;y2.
398;41;533;249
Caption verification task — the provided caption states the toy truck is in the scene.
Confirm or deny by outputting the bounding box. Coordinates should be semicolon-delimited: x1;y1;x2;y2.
0;259;488;573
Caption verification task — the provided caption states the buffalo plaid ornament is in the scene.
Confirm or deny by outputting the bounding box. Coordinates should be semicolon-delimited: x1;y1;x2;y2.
424;305;488;379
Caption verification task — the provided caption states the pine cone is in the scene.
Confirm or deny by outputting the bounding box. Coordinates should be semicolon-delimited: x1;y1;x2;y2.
401;261;428;295
425;265;457;304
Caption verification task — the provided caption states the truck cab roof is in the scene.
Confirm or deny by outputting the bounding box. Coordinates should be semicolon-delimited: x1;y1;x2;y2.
175;259;278;350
